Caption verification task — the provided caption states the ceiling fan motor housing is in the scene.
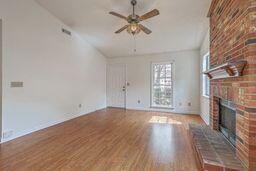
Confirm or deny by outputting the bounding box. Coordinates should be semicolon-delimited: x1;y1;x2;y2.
128;15;139;23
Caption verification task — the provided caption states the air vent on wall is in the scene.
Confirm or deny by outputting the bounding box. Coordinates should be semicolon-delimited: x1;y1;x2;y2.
10;82;23;88
62;28;71;36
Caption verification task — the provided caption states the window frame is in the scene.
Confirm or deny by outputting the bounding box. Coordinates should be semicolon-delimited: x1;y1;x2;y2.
202;53;210;98
150;61;174;109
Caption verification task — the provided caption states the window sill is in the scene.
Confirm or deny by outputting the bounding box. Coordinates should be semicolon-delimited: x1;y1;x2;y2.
202;95;210;99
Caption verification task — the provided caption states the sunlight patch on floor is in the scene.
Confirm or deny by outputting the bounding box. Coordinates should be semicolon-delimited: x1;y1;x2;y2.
149;116;182;125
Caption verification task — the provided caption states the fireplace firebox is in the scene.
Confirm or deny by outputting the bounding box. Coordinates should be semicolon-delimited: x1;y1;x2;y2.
219;99;236;147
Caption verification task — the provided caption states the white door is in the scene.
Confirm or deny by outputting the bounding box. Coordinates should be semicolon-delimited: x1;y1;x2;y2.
107;64;126;108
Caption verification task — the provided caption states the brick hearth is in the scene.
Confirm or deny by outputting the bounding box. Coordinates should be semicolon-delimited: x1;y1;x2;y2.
208;0;256;170
189;124;244;171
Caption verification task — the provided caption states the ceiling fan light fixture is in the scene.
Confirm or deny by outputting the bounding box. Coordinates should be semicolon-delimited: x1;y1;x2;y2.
109;0;159;35
127;23;140;35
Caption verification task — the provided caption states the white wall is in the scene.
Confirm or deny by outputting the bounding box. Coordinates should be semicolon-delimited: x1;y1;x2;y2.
200;29;210;125
107;50;200;114
0;0;106;142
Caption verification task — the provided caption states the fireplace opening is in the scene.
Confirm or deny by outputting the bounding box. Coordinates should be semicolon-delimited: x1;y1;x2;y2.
219;99;236;147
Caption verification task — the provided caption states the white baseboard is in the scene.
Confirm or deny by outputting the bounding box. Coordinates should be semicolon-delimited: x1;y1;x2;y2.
1;107;106;143
125;107;199;115
200;114;210;125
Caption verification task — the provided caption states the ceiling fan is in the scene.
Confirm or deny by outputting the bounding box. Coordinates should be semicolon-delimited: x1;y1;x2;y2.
109;0;160;35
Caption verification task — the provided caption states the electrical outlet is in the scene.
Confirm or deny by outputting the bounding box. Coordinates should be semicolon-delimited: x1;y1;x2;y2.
3;130;13;139
79;104;82;108
188;102;192;107
138;100;141;104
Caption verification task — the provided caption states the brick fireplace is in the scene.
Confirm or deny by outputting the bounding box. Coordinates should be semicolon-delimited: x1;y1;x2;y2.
208;0;256;170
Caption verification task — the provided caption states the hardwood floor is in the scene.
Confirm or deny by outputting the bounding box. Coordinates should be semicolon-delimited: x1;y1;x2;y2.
0;108;203;171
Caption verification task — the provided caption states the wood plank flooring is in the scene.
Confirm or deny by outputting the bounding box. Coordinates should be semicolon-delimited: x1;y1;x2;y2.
0;108;203;171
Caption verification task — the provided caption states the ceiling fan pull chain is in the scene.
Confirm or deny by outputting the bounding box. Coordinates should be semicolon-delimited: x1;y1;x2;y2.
133;35;137;53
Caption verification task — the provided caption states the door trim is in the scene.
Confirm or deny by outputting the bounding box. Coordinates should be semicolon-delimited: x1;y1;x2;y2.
0;19;2;142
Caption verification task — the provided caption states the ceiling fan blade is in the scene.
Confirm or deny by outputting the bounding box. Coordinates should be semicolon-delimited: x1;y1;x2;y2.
139;24;152;34
109;12;127;20
139;9;160;21
115;25;129;33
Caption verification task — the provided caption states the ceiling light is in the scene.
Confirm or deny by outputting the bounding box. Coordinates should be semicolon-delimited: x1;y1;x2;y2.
127;23;140;35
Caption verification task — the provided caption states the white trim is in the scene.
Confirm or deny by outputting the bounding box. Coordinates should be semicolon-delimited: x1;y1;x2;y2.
126;107;199;115
203;95;210;99
202;52;210;97
150;61;174;109
200;113;210;125
0;19;2;143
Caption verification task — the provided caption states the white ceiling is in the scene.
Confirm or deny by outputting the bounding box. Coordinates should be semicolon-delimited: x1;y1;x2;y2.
35;0;211;58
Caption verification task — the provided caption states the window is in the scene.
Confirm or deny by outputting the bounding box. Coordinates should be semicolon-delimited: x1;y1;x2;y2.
151;62;173;108
203;53;210;97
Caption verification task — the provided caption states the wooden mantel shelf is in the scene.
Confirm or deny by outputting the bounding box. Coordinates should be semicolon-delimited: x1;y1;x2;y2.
204;60;247;80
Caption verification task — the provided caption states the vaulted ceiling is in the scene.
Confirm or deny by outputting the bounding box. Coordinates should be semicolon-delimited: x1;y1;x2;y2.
35;0;211;57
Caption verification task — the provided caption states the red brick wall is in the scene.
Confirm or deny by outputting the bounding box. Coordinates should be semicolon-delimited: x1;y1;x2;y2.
208;0;256;170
